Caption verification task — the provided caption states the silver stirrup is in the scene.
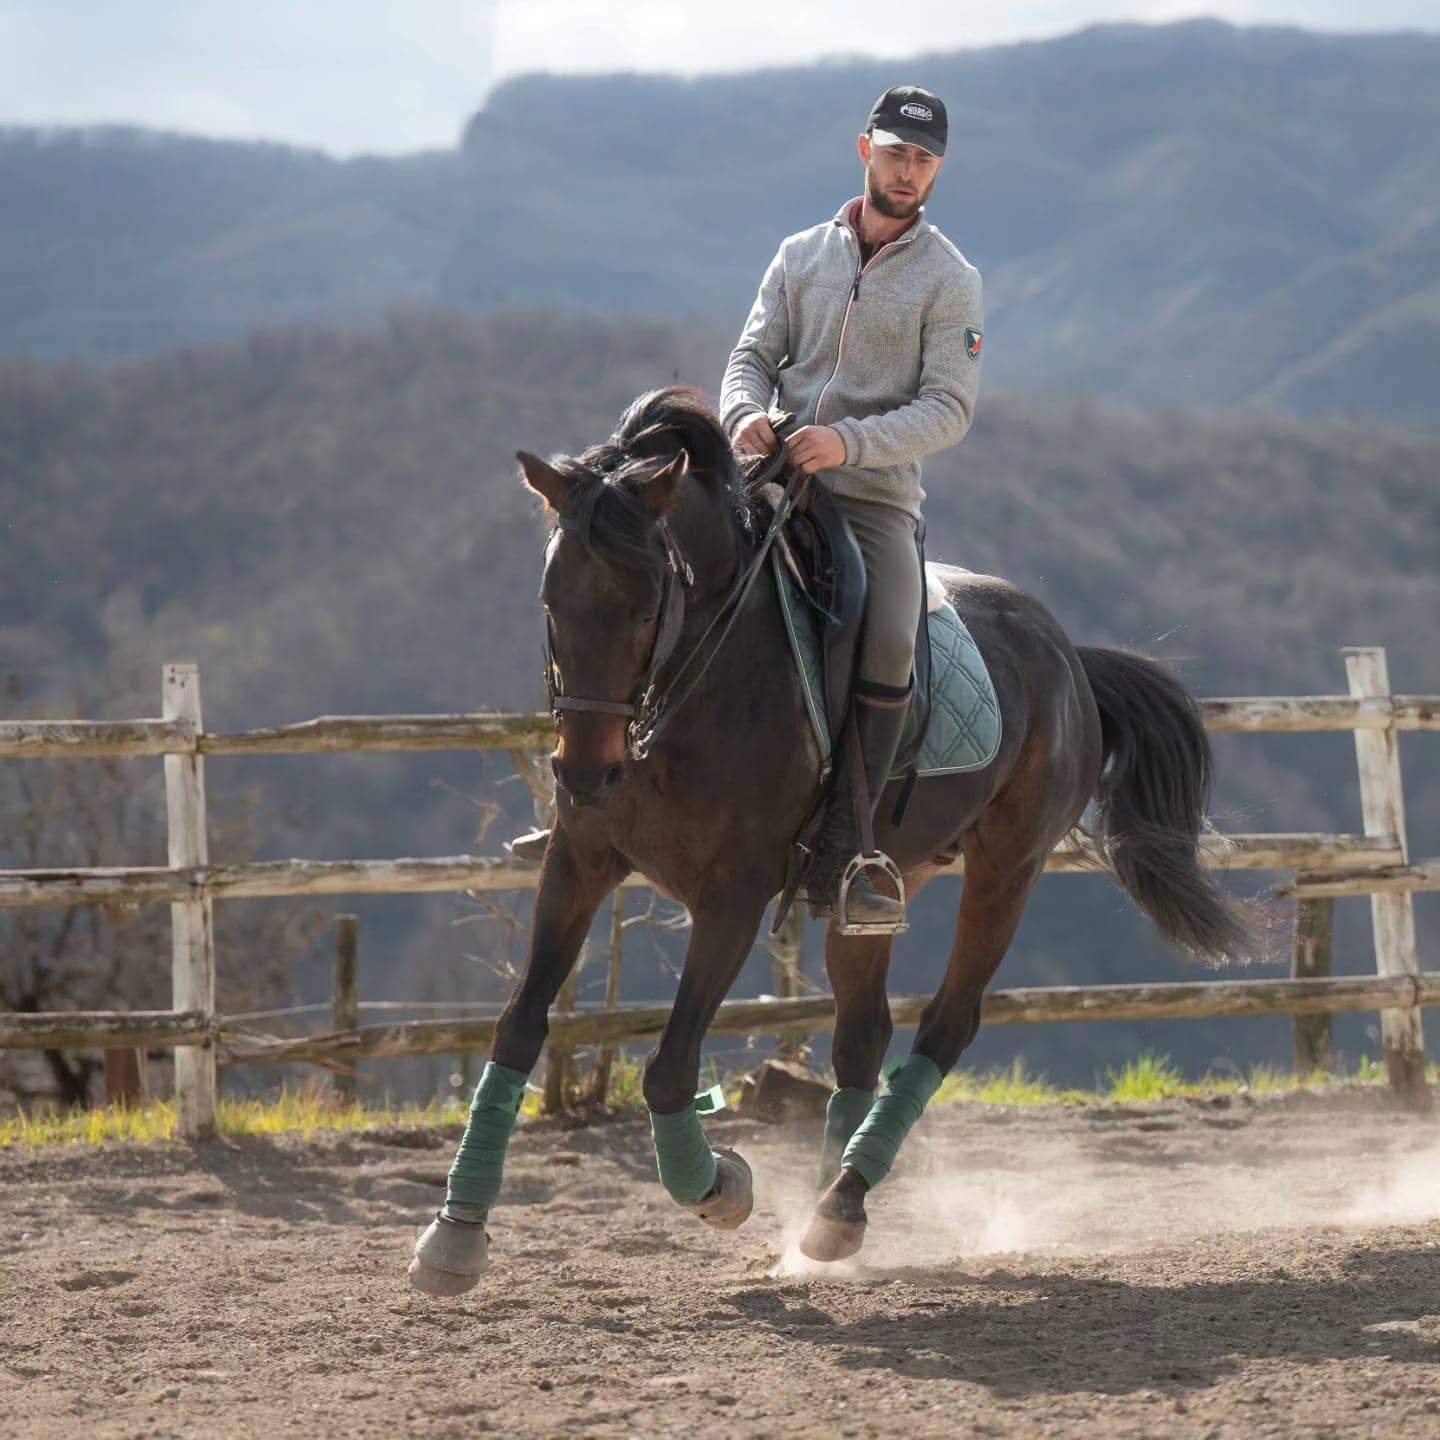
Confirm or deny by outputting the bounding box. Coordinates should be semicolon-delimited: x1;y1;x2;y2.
837;853;910;937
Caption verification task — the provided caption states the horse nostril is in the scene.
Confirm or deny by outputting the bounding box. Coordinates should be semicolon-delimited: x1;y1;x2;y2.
602;763;625;790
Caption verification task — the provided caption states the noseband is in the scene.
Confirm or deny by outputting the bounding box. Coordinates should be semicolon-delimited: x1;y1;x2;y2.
544;440;802;762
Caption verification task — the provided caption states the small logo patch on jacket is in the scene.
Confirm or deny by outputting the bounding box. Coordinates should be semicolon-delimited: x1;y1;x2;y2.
964;327;984;359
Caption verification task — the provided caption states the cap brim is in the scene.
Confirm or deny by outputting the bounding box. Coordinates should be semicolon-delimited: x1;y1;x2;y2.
871;125;945;158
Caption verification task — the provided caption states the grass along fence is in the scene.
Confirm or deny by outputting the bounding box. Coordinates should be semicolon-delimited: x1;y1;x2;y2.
2;647;1438;1138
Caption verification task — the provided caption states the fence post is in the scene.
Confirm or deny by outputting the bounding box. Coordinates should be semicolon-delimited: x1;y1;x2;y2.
1344;646;1429;1105
1290;897;1333;1076
332;915;360;1102
163;662;217;1139
767;908;807;1061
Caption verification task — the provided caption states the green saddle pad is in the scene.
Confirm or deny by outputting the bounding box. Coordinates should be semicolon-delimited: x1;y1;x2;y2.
771;550;1002;779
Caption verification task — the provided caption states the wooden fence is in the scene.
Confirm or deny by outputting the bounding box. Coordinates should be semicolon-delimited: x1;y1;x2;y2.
2;647;1437;1138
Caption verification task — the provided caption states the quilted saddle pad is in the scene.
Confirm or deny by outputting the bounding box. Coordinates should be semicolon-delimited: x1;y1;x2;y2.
771;551;1003;779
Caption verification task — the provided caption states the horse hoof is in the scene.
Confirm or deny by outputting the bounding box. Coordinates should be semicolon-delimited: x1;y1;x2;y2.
686;1148;754;1231
407;1212;489;1295
799;1211;867;1263
800;1180;868;1262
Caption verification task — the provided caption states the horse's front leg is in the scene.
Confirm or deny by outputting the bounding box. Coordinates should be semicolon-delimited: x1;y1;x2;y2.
643;892;770;1230
409;829;627;1294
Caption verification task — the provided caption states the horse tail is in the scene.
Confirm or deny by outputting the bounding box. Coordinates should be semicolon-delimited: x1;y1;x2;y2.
613;386;737;485
1077;646;1258;966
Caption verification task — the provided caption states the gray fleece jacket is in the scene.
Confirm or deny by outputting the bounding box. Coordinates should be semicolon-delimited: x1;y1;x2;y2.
719;198;983;517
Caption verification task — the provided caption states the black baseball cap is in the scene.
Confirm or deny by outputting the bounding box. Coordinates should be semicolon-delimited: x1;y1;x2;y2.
866;84;947;158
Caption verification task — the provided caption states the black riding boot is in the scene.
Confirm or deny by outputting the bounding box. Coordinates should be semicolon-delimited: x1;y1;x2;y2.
808;683;912;928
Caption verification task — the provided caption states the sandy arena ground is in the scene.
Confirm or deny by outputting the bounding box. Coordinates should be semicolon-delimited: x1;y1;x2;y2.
5;1087;1440;1438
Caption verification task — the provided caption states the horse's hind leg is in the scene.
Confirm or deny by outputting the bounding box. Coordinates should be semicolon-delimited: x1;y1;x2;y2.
816;930;894;1191
643;890;771;1230
409;830;626;1295
802;833;1047;1262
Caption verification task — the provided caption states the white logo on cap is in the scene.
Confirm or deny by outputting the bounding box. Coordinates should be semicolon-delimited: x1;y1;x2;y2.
899;103;933;121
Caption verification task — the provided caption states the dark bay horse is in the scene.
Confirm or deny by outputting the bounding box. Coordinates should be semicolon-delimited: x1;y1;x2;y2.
408;387;1253;1292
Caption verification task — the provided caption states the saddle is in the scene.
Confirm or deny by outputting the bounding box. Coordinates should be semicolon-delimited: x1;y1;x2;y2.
757;482;934;798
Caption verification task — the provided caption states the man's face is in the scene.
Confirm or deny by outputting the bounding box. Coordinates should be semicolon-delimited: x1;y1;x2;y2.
860;134;942;219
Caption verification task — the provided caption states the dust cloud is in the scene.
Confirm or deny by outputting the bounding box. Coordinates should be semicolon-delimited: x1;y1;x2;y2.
737;1100;1440;1278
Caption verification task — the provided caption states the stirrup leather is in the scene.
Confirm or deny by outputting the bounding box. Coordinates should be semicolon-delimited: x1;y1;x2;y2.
836;852;909;936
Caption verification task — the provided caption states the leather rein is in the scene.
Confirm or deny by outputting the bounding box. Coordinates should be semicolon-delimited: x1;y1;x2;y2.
544;431;805;762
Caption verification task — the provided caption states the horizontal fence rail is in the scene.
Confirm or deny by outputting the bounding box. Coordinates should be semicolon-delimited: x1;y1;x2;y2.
1280;859;1440;901
7;975;1435;1059
220;973;1438;1068
2;696;1439;761
0;1011;212;1050
0;833;1410;911
230;972;1436;1065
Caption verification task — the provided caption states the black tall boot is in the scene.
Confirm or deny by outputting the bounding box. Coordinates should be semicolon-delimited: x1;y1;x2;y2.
806;682;912;930
846;684;912;926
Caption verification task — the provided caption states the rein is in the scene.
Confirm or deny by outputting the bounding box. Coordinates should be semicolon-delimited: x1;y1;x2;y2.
545;433;805;762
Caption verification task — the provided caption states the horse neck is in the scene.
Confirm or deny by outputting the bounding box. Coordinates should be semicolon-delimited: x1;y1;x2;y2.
671;482;743;597
664;484;796;734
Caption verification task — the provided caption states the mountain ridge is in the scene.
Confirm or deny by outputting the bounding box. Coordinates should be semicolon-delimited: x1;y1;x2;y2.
4;21;1439;424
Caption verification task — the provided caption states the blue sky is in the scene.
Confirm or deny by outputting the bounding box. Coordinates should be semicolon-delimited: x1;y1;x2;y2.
1;1;1435;154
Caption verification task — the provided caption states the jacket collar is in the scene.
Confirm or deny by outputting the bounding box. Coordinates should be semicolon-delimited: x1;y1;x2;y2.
833;196;925;248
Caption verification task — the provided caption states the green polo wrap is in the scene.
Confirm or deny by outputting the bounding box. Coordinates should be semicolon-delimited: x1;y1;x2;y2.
840;1054;943;1188
817;1086;876;1191
442;1062;529;1224
649;1103;718;1205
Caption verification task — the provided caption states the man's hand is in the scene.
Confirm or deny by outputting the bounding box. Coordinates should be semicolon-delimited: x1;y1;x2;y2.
733;412;779;457
786;425;846;476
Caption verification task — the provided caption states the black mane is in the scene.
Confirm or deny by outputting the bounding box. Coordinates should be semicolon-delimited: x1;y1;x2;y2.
551;387;761;574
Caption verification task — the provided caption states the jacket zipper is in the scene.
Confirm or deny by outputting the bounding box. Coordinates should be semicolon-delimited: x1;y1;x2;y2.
811;224;920;428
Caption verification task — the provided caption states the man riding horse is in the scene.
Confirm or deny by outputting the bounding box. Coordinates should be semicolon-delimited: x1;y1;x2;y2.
510;84;981;932
415;85;1251;1295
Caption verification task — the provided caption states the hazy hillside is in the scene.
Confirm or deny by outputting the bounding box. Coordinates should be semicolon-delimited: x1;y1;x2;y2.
3;308;1436;1088
4;21;1440;425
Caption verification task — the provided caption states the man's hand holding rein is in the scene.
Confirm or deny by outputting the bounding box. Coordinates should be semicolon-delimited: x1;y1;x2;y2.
784;425;847;476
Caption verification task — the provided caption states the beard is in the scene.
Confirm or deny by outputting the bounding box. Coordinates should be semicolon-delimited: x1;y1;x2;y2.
866;165;933;219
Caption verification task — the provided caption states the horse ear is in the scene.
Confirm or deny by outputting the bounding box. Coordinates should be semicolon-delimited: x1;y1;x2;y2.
517;450;572;511
636;449;688;516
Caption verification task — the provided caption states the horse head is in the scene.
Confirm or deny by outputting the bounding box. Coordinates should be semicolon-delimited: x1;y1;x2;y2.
520;443;693;807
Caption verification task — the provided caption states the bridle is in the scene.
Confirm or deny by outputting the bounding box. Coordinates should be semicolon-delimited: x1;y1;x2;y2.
544;434;804;763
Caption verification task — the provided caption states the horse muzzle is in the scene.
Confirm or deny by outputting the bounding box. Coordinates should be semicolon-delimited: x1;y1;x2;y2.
551;754;625;809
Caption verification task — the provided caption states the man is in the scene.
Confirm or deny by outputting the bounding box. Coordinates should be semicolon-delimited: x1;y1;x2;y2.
509;85;983;929
719;83;984;927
